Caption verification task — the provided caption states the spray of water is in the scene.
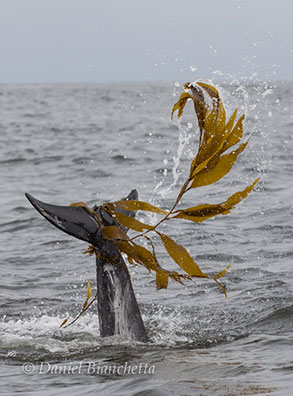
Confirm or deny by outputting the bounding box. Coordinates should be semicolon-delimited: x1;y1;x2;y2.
153;73;274;204
154;122;193;198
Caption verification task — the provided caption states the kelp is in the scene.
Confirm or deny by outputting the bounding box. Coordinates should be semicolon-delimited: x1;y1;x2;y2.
60;280;97;328
73;81;259;300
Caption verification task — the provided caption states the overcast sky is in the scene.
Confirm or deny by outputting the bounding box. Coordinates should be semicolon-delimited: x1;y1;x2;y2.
0;0;292;83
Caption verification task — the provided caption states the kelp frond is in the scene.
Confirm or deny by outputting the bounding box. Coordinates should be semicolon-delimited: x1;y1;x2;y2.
75;81;259;296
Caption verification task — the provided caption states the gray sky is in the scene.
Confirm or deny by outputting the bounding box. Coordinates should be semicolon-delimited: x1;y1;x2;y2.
0;0;292;83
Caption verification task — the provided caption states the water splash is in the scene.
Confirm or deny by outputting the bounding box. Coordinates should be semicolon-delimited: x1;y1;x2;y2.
153;77;248;200
152;73;275;205
154;122;192;199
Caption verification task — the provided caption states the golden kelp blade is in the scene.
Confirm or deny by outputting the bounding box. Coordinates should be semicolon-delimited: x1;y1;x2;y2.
184;83;207;134
190;130;226;175
115;240;158;273
69;201;89;208
160;233;208;278
172;82;247;186
172;178;260;223
127;255;134;265
189;122;244;179
69;201;95;215
82;281;92;309
171;84;207;134
189;138;224;179
114;239;188;289
195;107;241;167
160;232;229;296
110;200;168;215
171;92;193;120
156;268;169;289
197;81;220;103
187;115;228;177
156;268;191;289
172;204;229;223
189;112;243;180
221;177;260;209
189;108;237;178
101;225;129;241
214;261;231;280
224;108;238;137
221;114;245;154
190;141;249;188
114;211;153;232
197;81;226;134
86;280;92;299
115;240;166;288
203;109;218;138
105;204;153;232
69;201;99;219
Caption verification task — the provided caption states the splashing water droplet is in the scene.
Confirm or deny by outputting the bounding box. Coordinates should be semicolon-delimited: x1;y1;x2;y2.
189;66;197;72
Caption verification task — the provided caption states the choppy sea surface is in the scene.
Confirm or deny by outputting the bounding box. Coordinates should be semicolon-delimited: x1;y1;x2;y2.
0;81;292;396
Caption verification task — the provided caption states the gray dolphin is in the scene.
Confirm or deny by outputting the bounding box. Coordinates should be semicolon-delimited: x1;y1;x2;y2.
25;190;148;342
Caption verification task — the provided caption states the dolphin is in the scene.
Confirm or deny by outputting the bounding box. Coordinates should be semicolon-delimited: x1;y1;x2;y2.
25;190;148;342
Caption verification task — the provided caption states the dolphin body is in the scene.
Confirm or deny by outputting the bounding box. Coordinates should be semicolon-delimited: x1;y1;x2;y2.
25;190;148;343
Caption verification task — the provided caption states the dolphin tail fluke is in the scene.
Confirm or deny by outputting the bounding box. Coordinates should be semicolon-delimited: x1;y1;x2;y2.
25;190;148;342
25;193;102;245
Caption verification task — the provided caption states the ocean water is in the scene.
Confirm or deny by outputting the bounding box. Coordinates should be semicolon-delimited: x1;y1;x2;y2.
0;81;292;396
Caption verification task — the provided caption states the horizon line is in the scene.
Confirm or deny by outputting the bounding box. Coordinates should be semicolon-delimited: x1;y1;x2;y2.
0;78;291;86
